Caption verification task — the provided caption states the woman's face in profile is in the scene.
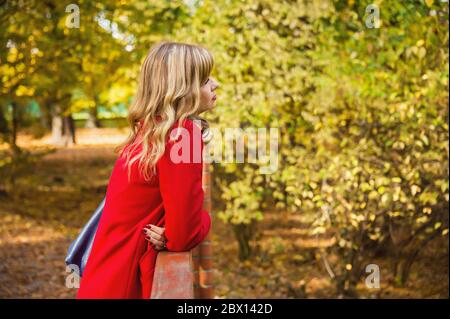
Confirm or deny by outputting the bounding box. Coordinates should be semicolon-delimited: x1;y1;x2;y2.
198;76;220;114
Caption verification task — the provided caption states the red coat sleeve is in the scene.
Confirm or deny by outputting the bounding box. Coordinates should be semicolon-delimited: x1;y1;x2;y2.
157;119;211;252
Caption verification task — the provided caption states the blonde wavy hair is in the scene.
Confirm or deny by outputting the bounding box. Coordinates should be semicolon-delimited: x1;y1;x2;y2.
114;41;215;182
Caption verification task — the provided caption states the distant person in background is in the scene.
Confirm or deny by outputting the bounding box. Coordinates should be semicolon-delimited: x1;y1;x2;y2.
76;41;219;299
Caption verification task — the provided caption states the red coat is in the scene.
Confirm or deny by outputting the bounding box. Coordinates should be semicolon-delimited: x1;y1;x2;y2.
76;118;211;299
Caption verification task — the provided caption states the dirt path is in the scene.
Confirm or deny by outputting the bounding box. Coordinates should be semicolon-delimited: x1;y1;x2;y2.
0;143;118;298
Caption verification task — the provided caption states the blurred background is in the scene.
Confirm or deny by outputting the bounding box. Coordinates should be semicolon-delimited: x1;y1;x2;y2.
0;0;448;298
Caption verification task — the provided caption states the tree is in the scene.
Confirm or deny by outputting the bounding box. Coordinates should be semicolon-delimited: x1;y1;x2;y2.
0;0;43;152
296;0;449;294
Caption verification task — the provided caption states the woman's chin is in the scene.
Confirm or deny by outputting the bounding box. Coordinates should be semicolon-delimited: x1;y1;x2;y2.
204;104;215;113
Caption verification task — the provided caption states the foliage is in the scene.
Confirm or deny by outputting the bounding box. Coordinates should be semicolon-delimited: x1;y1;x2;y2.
176;0;449;294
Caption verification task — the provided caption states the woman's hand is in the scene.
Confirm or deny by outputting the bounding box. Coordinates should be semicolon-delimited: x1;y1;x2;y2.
143;224;167;250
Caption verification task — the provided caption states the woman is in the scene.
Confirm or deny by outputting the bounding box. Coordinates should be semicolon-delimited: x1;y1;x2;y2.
76;41;220;299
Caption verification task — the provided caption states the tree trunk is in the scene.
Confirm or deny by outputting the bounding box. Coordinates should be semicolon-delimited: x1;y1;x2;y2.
233;221;257;261
399;231;440;286
0;104;9;143
85;105;101;128
52;105;76;147
10;102;20;156
336;249;360;298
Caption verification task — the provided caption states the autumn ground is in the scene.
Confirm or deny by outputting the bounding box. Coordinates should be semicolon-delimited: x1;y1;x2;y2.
0;128;448;299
